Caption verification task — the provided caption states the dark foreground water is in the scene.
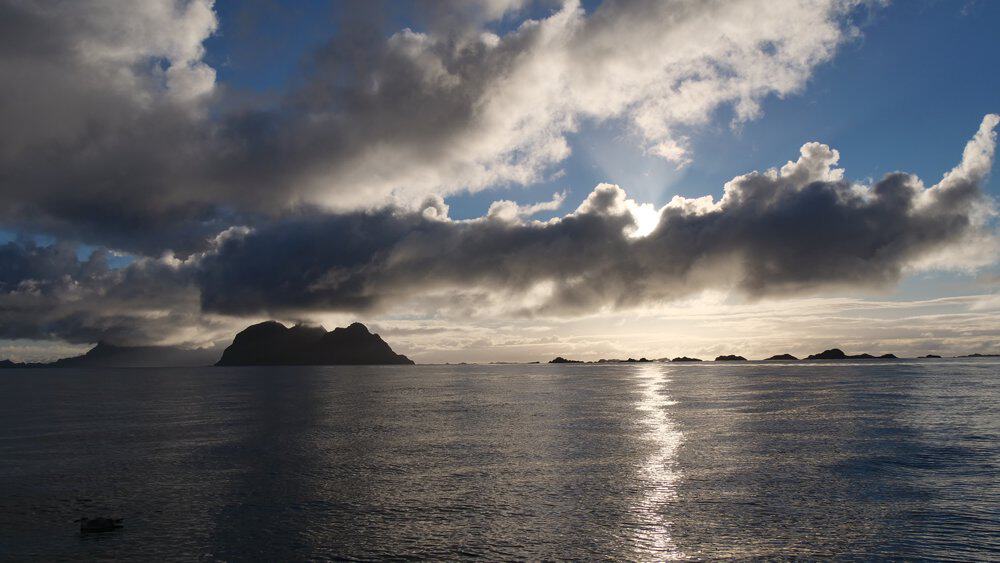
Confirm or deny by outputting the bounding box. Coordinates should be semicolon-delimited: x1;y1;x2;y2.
1;360;998;560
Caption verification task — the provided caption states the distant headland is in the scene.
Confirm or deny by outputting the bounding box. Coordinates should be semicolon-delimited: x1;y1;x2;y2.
0;342;220;369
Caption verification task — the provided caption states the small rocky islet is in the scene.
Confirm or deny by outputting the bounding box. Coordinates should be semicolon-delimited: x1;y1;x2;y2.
764;353;799;361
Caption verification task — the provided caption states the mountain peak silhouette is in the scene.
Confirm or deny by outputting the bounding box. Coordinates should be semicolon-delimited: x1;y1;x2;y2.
216;321;414;366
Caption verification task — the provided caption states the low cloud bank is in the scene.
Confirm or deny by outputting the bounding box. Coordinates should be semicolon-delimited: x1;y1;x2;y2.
198;115;999;318
0;240;223;345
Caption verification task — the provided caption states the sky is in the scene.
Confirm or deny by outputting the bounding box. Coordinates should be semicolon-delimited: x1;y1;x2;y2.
0;0;998;363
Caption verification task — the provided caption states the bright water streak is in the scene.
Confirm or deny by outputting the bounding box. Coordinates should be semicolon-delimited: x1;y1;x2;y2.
0;360;998;560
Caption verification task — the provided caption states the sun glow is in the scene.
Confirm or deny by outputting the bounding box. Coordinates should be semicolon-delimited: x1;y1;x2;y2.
629;202;662;238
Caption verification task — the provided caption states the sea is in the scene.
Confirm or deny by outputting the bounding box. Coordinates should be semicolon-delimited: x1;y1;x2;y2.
0;359;997;560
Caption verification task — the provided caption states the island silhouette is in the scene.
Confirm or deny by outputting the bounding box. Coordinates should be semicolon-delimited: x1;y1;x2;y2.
805;349;897;360
0;333;994;368
765;354;799;361
0;342;220;368
544;348;925;364
216;321;414;366
0;321;412;367
549;357;583;364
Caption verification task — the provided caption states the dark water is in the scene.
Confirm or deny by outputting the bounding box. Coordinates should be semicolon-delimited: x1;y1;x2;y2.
1;360;997;560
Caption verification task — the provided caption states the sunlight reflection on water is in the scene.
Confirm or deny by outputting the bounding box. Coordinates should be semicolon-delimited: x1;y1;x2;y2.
2;362;998;559
630;364;685;560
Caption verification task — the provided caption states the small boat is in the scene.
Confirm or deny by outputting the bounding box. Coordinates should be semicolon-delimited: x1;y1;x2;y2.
78;517;123;533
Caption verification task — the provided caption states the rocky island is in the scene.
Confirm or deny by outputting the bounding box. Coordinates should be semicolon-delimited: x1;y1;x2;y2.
216;321;414;366
715;355;747;361
549;357;583;364
764;354;799;361
805;349;897;360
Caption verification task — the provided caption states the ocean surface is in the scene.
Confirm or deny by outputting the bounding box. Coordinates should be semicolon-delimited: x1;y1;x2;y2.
1;360;997;560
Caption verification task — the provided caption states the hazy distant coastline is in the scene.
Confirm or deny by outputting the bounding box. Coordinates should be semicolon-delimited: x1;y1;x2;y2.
1;329;997;369
0;342;221;369
546;348;998;365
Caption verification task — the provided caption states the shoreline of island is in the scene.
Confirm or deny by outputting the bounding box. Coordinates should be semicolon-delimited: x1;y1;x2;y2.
2;321;999;369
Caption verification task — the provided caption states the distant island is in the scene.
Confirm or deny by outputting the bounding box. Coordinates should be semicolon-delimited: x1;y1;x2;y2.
549;357;583;364
542;348;943;364
216;321;413;366
764;354;799;361
0;342;220;368
806;349;897;360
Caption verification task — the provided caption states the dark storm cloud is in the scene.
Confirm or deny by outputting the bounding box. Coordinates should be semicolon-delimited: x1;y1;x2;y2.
197;118;1000;316
0;239;228;345
0;0;228;255
197;198;635;315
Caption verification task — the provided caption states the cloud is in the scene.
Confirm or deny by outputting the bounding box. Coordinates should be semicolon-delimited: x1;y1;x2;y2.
486;191;566;222
0;1;995;354
0;0;223;255
0;238;232;346
264;0;864;206
0;114;995;347
198;115;999;317
0;0;865;255
0;0;217;155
